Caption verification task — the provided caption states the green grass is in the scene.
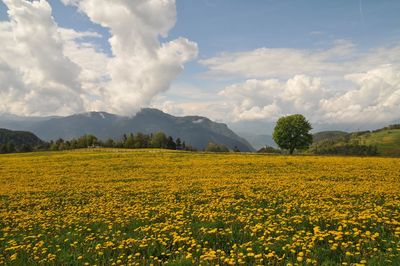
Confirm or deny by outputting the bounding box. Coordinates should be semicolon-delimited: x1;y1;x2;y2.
356;129;400;156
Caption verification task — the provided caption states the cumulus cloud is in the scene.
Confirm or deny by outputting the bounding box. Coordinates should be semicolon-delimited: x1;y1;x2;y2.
151;61;400;126
0;0;85;115
219;75;327;122
321;65;400;123
0;0;197;116
198;39;400;125
62;0;198;115
218;65;400;124
57;27;111;111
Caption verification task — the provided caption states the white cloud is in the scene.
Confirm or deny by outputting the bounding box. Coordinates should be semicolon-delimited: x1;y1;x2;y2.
198;39;400;125
200;40;356;79
0;0;85;115
155;100;232;122
200;40;400;80
217;65;400;124
152;63;400;126
62;0;198;115
219;75;327;122
57;27;111;111
0;0;197;116
320;65;400;123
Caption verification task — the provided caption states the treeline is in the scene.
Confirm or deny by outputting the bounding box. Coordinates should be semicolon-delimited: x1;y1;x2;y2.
205;142;230;152
0;141;17;153
257;145;281;154
256;142;379;156
345;124;400;136
0;131;198;154
0;128;44;153
372;124;400;133
310;140;378;156
47;132;197;151
0;132;243;154
0;142;42;153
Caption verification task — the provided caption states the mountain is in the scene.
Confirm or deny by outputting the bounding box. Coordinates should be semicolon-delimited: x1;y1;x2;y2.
28;112;121;141
237;132;276;150
0;114;60;130
0;128;44;152
0;109;254;151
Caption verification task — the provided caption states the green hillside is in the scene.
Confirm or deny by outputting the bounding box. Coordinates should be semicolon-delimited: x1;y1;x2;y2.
355;128;400;156
0;128;44;153
312;131;349;143
312;125;400;156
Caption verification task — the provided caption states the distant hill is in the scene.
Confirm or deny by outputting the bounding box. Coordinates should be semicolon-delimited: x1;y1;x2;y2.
0;109;254;152
312;131;349;143
313;125;400;156
0;128;44;152
354;128;400;156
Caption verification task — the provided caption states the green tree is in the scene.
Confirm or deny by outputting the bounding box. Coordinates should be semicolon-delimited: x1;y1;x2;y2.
182;141;186;150
105;138;115;148
205;142;229;152
124;133;135;148
273;114;312;154
150;132;167;148
166;136;177;150
134;133;151;148
6;141;15;153
20;144;33;152
175;138;182;149
55;138;65;150
80;134;98;147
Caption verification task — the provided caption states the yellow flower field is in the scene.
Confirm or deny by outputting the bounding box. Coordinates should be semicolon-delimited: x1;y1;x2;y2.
0;149;399;265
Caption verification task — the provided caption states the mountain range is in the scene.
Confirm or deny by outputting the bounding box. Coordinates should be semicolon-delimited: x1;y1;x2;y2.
0;108;254;152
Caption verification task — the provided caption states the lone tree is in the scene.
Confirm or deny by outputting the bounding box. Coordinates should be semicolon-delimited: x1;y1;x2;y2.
273;114;313;154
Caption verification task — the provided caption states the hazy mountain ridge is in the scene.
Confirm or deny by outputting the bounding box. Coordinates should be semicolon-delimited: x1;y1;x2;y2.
0;109;254;152
237;132;276;150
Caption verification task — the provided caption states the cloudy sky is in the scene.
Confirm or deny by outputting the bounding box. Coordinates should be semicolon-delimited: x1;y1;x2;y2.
0;0;399;132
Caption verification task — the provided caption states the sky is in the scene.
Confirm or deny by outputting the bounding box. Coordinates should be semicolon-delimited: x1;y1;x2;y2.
0;0;400;133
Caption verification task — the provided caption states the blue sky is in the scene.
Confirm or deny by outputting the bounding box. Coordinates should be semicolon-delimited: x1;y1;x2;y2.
172;0;399;51
168;0;400;93
3;1;397;51
0;0;399;131
2;0;399;63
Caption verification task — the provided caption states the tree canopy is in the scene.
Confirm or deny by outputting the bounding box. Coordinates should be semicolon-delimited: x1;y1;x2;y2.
205;142;229;152
273;114;313;154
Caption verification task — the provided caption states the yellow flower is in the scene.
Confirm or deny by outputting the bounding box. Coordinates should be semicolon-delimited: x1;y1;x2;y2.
10;253;17;261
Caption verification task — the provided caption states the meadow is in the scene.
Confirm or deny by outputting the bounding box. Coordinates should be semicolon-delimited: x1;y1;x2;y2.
0;149;399;265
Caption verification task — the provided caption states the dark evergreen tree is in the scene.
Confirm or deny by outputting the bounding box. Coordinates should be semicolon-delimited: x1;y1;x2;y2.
166;136;177;150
